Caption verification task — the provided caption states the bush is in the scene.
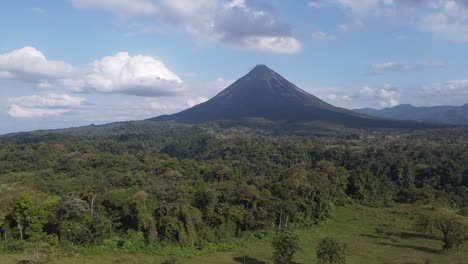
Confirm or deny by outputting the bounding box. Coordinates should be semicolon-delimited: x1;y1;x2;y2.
414;215;434;238
272;229;300;264
459;207;468;217
316;237;347;264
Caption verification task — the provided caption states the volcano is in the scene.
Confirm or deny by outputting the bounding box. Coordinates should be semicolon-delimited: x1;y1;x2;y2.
151;65;434;129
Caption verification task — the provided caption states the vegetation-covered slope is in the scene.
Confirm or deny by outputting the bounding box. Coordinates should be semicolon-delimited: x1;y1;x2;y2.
0;123;467;263
355;104;468;125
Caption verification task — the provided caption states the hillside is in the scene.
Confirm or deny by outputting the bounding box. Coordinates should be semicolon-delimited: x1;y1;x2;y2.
355;104;468;125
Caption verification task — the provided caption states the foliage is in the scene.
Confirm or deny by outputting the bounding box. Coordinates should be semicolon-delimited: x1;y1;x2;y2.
414;215;435;238
435;216;467;251
316;237;347;264
0;123;466;258
272;229;300;264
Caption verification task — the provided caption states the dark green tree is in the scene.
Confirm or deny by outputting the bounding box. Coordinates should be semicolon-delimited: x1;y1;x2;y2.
414;215;434;239
272;229;300;264
316;237;347;264
436;217;467;251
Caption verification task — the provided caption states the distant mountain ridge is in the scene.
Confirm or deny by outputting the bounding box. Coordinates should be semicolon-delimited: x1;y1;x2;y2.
150;65;436;129
354;104;468;125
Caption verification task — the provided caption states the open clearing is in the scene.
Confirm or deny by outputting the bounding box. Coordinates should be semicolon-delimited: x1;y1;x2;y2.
1;204;467;264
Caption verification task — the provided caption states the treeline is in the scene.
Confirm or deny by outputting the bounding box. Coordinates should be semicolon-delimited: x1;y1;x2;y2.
0;123;467;251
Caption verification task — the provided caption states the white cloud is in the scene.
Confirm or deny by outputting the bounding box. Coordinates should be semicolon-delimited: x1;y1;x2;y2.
0;47;76;81
359;85;375;96
338;24;350;31
0;47;184;97
8;105;70;118
422;80;468;96
418;9;468;42
312;29;336;40
233;36;302;54
369;61;445;74
376;84;399;107
308;0;468;42
72;0;302;54
369;62;412;74
354;84;400;107
7;93;86;118
0;71;14;79
302;85;355;109
187;96;208;107
192;77;236;97
72;0;158;16
81;52;183;96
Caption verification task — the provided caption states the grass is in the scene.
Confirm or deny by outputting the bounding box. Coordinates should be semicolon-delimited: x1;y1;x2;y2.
1;204;467;264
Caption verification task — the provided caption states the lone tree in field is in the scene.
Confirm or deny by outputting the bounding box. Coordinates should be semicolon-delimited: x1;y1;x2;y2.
436;216;467;251
272;229;300;264
316;237;347;264
414;214;434;238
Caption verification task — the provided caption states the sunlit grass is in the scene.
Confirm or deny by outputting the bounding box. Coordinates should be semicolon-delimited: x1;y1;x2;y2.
1;204;467;264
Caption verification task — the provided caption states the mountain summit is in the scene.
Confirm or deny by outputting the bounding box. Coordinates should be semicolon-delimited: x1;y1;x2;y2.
151;65;433;128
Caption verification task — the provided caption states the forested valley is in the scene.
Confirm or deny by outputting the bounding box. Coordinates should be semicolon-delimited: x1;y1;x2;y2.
0;122;467;263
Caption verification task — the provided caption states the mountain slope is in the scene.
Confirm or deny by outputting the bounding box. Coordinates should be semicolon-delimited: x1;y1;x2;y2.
354;104;468;125
151;65;435;129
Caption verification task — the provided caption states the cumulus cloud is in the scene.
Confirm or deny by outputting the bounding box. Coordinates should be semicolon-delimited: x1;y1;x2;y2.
0;47;183;97
0;46;238;123
80;52;183;96
358;84;400;107
308;0;468;42
0;47;76;81
72;0;302;54
7;93;86;118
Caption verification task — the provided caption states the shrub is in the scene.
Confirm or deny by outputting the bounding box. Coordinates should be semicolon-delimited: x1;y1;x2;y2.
316;237;347;264
272;229;300;264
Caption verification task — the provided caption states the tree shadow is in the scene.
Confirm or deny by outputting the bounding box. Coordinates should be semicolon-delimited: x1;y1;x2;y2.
360;232;437;241
376;242;441;254
398;232;437;240
360;233;382;239
232;256;300;264
233;256;268;264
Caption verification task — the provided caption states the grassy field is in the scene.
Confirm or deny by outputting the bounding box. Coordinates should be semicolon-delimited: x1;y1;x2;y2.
1;204;467;264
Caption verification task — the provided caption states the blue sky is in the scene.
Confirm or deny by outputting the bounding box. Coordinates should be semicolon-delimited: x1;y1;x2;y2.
1;0;468;134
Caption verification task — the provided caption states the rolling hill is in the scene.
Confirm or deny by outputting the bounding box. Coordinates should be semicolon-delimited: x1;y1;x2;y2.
354;104;468;125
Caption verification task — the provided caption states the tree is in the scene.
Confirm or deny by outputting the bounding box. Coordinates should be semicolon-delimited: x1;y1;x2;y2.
316;237;346;264
12;194;55;240
12;194;33;240
129;191;157;244
272;229;300;264
436;216;467;251
414;215;434;238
